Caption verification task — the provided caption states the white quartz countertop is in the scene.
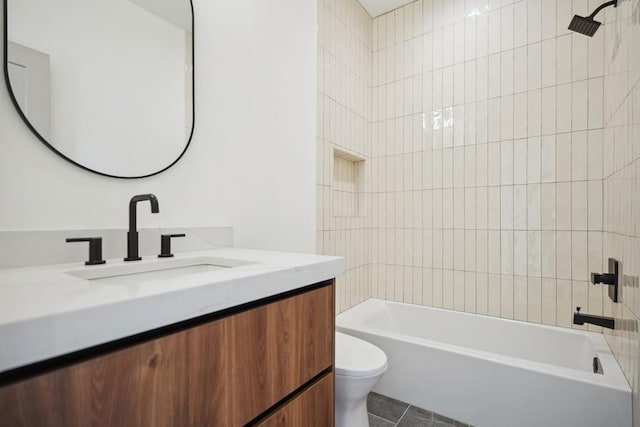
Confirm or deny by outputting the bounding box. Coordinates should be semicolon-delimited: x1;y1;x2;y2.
0;247;344;373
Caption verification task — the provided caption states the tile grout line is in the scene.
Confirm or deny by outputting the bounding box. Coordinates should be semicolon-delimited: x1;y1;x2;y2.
394;404;412;426
368;412;396;426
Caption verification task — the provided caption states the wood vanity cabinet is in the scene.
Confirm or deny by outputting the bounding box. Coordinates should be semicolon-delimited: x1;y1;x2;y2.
256;374;334;426
0;281;335;427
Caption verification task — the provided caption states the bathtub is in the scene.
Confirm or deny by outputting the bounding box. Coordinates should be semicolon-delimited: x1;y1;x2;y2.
336;299;631;427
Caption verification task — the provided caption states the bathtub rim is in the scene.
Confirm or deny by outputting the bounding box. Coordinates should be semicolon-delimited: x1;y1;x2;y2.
336;298;630;393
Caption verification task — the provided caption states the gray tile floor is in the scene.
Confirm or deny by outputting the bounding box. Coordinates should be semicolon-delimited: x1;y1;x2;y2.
367;392;473;427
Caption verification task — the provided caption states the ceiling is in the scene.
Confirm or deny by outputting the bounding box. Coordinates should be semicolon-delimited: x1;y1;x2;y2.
358;0;415;18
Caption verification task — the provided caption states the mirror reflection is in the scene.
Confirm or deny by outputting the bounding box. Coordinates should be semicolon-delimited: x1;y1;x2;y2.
5;0;194;178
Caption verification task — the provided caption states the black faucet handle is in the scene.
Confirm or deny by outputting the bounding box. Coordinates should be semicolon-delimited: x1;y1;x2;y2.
158;234;186;258
66;237;106;265
591;272;616;285
576;307;581;313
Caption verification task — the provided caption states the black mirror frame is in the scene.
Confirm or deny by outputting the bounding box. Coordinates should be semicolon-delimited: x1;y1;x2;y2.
2;0;195;179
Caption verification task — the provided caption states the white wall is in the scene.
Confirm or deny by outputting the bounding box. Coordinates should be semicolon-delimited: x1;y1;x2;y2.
0;0;317;254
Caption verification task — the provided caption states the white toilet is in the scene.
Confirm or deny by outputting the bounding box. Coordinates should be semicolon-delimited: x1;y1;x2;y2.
335;332;388;427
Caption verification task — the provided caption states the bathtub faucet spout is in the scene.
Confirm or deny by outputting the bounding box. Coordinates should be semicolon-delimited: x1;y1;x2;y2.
573;307;615;329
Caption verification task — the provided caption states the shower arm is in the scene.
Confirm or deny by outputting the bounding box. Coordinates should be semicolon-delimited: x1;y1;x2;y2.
588;0;617;19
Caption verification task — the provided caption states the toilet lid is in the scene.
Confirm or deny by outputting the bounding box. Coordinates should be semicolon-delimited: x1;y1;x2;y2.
335;332;388;378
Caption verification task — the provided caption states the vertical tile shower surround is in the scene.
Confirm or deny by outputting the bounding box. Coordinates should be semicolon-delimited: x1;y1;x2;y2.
319;0;613;325
317;0;640;423
368;0;611;328
317;0;373;313
601;0;640;424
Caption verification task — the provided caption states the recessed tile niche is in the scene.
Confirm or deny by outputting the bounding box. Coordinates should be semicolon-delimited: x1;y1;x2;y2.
333;148;366;218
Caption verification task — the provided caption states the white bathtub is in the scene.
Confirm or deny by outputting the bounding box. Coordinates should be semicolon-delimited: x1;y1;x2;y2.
336;299;631;427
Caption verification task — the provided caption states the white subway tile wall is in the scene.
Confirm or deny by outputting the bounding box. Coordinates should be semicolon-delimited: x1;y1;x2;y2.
601;0;640;424
318;0;640;423
368;0;607;328
317;0;373;314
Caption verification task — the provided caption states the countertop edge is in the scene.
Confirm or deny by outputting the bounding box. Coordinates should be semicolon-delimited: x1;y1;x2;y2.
0;251;344;374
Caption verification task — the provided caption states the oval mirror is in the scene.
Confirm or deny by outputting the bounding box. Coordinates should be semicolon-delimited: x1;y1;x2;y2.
3;0;194;178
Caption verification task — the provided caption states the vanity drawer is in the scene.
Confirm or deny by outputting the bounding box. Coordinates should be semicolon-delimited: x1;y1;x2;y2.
255;373;334;427
203;283;334;426
0;282;334;427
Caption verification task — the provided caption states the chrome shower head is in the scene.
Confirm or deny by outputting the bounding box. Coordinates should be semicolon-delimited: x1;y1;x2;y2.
568;0;617;37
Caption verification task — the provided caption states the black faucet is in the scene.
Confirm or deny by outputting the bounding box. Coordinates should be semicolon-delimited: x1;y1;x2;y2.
125;194;159;261
573;307;615;329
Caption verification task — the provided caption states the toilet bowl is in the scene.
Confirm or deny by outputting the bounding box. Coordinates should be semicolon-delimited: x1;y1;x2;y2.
335;331;388;427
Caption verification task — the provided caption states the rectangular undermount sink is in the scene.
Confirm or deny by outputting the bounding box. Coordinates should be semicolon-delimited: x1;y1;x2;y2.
65;256;255;285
